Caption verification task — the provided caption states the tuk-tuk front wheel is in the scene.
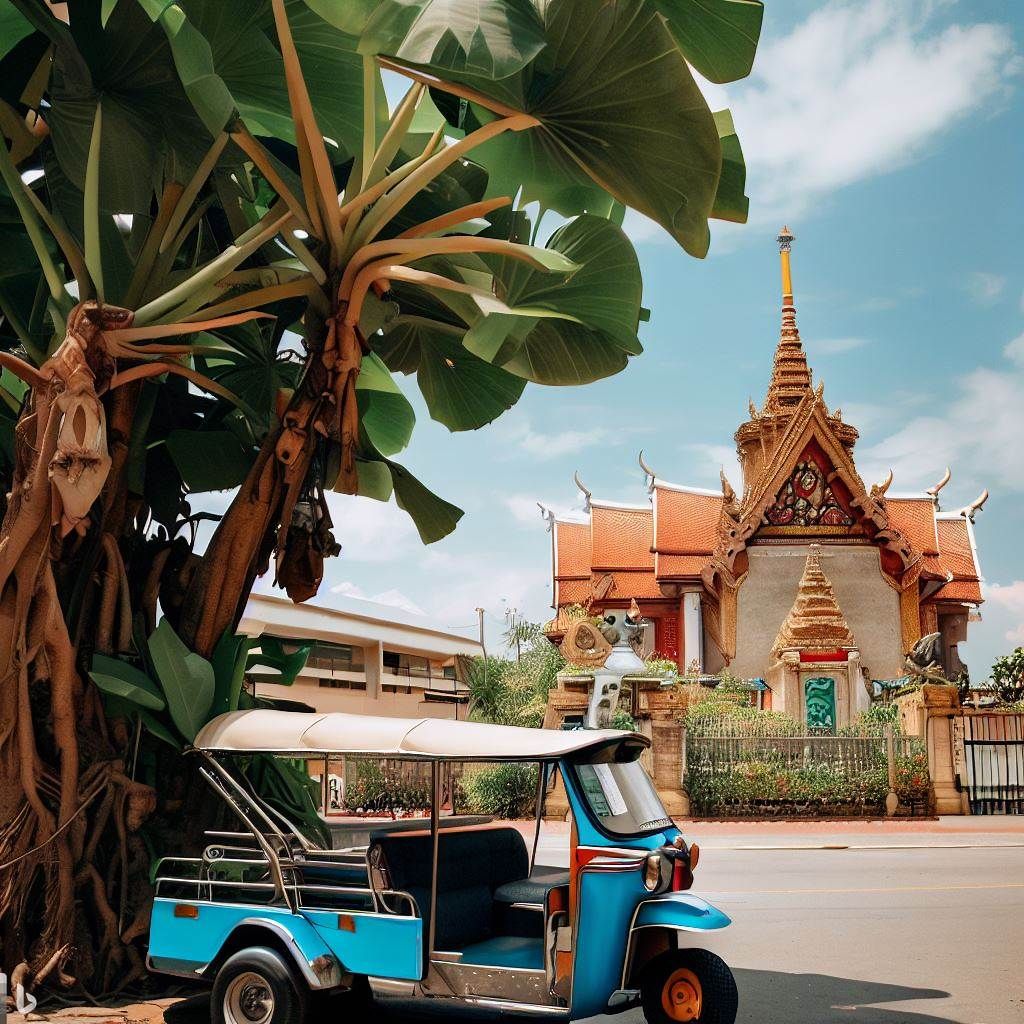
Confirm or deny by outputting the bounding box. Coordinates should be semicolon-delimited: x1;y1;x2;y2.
641;949;737;1024
212;947;307;1024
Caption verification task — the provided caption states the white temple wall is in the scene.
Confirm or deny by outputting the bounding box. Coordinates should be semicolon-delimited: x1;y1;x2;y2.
731;544;903;681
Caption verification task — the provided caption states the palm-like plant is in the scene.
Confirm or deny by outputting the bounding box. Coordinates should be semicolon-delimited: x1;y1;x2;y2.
0;0;761;993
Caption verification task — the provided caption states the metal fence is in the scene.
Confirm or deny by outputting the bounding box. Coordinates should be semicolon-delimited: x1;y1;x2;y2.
684;729;927;817
961;714;1024;815
688;734;919;773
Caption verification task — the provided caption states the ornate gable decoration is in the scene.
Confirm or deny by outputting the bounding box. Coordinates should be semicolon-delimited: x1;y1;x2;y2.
762;442;854;529
709;387;918;585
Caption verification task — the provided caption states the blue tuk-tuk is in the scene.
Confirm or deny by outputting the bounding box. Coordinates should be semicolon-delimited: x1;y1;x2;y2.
149;710;735;1023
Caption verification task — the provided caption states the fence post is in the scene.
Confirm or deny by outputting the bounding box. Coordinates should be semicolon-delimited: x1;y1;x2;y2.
884;725;899;816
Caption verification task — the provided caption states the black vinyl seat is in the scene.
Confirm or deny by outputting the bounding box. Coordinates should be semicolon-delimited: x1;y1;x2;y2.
369;826;553;961
493;865;571;907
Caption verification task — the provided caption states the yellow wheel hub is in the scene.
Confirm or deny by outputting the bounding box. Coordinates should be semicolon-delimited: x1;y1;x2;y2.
661;966;703;1022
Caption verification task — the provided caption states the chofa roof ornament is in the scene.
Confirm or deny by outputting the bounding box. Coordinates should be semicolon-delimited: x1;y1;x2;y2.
870;468;894;500
638;449;657;492
573;469;593;512
926;467;952;499
958;489;989;521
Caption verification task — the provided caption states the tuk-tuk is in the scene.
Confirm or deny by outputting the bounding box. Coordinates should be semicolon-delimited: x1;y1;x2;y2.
149;710;736;1023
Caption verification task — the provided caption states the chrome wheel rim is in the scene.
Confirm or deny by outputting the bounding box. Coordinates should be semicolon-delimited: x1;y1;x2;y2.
224;971;275;1024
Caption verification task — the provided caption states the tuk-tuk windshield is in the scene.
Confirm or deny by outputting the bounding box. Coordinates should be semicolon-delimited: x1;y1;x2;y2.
572;748;673;838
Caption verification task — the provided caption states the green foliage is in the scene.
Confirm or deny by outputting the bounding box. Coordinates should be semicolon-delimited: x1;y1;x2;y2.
465;621;563;728
343;759;432;815
610;708;637;732
148;618;216;741
0;0;761;555
464;762;538;819
838;703;903;738
991;647;1024;705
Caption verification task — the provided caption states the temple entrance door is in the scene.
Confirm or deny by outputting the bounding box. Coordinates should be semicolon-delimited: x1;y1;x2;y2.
804;676;837;734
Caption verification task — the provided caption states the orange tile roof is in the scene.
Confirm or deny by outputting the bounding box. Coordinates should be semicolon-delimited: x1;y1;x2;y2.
603;570;663;600
929;579;982;603
554;520;591;581
590;505;654;570
655;553;709;578
885;497;939;555
935;517;979;579
652;486;723;554
555;578;592;606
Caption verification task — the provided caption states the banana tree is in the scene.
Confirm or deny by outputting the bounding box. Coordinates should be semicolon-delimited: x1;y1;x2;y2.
0;0;761;995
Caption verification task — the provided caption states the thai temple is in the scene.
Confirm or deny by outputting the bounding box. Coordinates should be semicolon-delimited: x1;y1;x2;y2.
540;228;987;732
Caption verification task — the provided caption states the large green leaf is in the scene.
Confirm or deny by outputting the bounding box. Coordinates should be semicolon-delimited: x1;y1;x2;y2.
501;319;631;386
388;456;463;542
148;618;216;742
135;0;236;134
355;350;416;455
375;315;526;431
89;653;166;712
360;0;546;81
165;428;255;492
247;636;312;685
481;214;642;349
350;443;463;543
711;108;748;223
652;0;764;84
411;0;728;255
47;0;212;214
0;3;33;61
211;628;250;717
462;215;644;384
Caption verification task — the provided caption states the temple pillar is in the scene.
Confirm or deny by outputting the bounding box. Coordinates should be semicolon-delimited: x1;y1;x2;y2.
682;591;703;673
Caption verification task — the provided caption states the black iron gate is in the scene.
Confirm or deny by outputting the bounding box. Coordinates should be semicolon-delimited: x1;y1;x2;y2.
962;714;1024;814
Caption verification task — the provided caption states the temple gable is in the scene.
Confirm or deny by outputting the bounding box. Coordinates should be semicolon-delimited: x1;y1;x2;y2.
538;227;987;720
762;441;854;529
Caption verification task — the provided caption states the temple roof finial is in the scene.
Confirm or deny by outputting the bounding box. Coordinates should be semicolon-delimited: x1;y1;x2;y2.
764;225;811;414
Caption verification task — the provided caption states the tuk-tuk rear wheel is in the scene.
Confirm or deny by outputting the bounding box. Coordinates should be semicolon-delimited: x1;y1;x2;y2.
641;949;737;1024
212;947;307;1024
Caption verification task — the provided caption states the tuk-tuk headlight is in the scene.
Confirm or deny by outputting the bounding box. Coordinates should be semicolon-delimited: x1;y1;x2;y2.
644;853;663;891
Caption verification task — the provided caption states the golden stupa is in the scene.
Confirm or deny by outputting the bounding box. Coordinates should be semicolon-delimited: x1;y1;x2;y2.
772;544;856;657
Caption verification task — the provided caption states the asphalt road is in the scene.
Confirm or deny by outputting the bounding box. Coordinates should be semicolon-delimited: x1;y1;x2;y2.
576;843;1024;1024
156;836;1024;1024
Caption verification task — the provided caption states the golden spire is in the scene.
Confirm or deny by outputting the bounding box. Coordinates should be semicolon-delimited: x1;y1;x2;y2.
763;226;811;414
772;545;856;657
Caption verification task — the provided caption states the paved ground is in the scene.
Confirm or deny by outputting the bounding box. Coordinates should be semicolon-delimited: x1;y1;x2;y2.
16;819;1024;1024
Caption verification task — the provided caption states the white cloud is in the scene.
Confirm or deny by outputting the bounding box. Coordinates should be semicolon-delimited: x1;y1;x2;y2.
417;547;550;637
328;580;428;617
985;581;1024;646
1004;332;1024;367
323;493;418;562
712;1;1018;233
503;494;583;527
859;349;1024;492
683;442;741;490
498;416;612;460
966;271;1007;305
813;337;871;355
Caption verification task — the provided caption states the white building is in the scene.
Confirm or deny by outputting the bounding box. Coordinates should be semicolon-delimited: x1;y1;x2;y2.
240;593;482;719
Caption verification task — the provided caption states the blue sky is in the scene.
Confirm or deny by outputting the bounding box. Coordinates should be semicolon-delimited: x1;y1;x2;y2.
253;1;1024;675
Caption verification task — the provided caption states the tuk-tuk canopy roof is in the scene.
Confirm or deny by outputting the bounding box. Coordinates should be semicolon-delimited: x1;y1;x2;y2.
193;710;643;761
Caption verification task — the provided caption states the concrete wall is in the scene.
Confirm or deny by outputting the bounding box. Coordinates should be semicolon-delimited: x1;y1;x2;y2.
731;543;903;681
